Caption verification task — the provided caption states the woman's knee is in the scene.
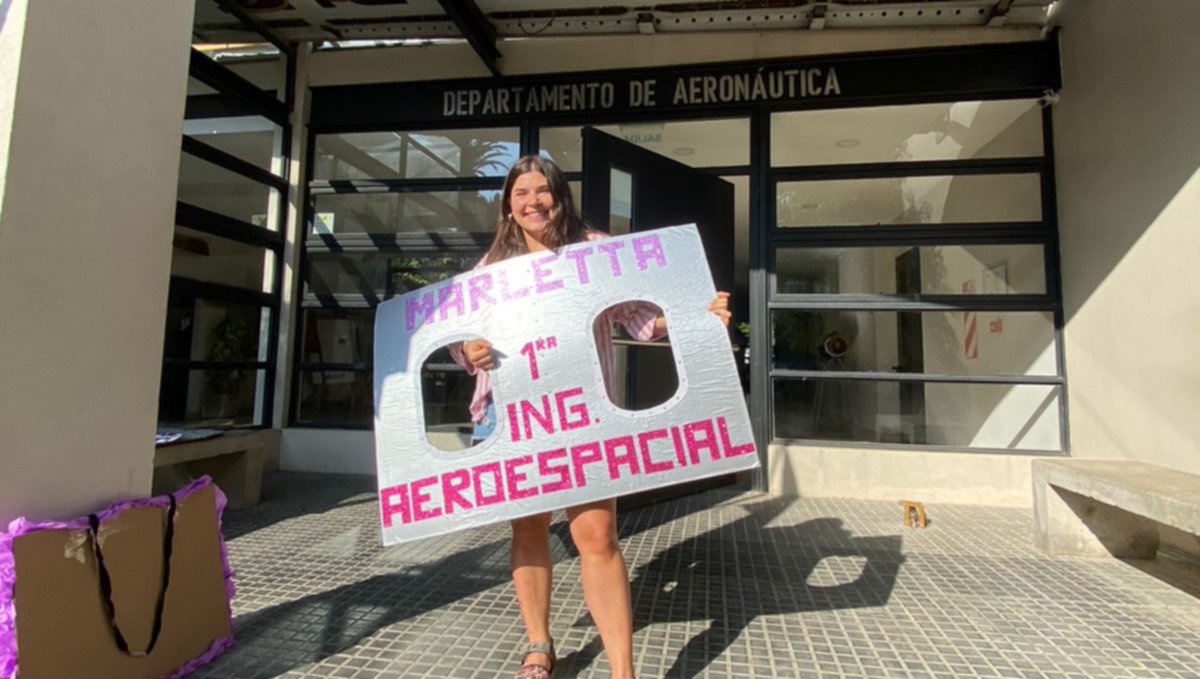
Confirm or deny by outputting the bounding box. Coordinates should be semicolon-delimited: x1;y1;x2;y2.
511;512;552;544
568;508;619;557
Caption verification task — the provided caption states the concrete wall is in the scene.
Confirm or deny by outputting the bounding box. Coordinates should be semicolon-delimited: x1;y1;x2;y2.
0;0;194;525
1052;0;1200;474
768;443;1034;507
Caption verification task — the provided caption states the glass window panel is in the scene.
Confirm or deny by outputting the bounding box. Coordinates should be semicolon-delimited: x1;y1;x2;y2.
771;310;1057;376
158;367;266;428
776;173;1041;227
163;298;267;363
305;253;479;299
313;128;520;180
773;379;1061;450
775;244;1046;295
187;76;217;97
772;99;1043;166
300;309;375;365
421;345;476;452
178;152;278;226
610;168;632;235
540;118;750;171
183;116;283;173
312;190;501;234
295;370;373;427
171;226;275;292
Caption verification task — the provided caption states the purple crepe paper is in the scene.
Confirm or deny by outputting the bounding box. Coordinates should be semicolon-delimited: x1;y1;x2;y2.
0;475;237;679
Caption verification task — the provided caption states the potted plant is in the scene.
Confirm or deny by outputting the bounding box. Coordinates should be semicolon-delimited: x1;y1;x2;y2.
203;316;254;420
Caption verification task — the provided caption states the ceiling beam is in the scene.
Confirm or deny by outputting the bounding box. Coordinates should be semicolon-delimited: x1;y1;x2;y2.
215;0;295;55
987;0;1016;27
437;0;501;77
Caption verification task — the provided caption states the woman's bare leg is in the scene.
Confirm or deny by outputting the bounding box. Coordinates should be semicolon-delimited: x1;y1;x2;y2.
567;498;635;679
511;512;554;670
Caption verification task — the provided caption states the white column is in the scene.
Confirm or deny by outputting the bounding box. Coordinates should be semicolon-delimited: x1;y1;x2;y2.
0;0;195;525
273;43;312;431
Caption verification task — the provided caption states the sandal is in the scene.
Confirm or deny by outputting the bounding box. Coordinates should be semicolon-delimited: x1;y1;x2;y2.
514;640;556;679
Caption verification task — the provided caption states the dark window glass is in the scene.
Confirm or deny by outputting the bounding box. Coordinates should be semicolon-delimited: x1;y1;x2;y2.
771;310;1057;376
158;367;266;428
312;190;501;235
773;380;1061;450
304;253;479;300
313;128;520;180
775;244;1046;296
776;174;1041;227
178;152;279;226
300;309;375;365
295;370;374;427
163;298;267;363
171;226;275;292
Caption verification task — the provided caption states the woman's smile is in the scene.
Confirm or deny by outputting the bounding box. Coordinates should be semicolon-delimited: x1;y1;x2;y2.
510;170;558;242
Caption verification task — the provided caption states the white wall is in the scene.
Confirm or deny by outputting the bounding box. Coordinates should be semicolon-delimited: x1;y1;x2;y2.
0;0;194;525
1052;0;1200;474
768;443;1034;506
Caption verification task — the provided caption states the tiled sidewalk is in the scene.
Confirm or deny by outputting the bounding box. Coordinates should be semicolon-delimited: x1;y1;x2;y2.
194;472;1200;679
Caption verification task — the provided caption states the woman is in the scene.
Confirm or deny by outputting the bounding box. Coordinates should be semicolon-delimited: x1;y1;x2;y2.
452;155;730;679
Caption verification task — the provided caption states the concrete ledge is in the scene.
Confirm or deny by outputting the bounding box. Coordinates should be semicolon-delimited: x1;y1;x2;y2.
1031;459;1200;558
154;430;276;509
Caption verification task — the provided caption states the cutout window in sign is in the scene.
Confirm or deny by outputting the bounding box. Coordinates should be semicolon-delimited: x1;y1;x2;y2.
373;225;758;544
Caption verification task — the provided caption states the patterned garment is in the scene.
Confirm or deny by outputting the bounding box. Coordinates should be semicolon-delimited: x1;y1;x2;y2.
450;230;664;424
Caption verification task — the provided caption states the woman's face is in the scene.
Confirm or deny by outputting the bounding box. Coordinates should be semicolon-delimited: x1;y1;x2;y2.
509;170;558;241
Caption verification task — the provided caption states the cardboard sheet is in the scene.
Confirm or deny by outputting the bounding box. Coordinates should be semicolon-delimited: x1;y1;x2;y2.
4;481;233;679
373;225;759;544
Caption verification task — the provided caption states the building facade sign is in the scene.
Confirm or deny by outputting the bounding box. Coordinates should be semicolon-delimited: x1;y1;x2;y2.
311;41;1059;129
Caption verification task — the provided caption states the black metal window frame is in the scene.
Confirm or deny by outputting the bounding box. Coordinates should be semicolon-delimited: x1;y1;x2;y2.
292;121;521;428
761;102;1068;453
167;47;295;429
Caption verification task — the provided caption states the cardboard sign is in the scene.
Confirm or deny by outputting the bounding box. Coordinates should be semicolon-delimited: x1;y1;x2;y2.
1;479;234;679
373;225;758;544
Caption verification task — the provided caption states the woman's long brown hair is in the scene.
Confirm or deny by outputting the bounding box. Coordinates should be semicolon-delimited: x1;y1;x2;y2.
485;155;588;264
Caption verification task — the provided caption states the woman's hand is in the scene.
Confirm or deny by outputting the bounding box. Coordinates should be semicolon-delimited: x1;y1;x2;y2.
708;291;732;326
463;339;494;370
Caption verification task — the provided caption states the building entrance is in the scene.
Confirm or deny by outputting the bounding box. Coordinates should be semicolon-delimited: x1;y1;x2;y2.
579;127;743;504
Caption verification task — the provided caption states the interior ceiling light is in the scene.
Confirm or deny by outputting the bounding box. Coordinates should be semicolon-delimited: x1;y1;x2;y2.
672;147;695;156
835;138;860;148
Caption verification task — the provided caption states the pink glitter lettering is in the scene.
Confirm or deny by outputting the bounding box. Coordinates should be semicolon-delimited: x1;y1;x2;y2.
565;247;594;284
632;235;667;271
410;475;442;521
380;484;410;527
605;435;640;480
537;448;573;493
472;462;506;507
468;272;496;311
638;429;674;474
532;254;564;293
597;241;625;277
437;282;464;321
684;419;721;463
504;455;539;500
405;291;435;331
555;387;590;430
441;469;473;514
570;442;604;487
718;416;755;458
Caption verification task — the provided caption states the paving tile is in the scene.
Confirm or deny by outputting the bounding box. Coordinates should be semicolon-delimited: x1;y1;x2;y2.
191;472;1200;679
